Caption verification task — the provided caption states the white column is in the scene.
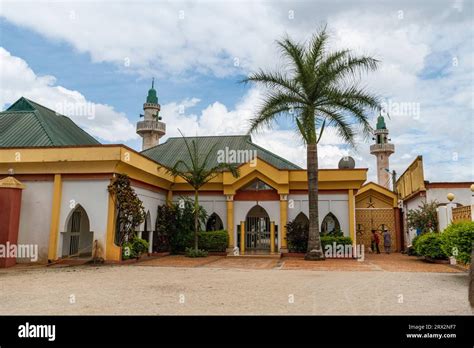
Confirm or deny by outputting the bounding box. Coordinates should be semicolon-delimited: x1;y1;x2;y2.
437;206;448;232
471;186;474;221
148;231;153;254
446;203;456;225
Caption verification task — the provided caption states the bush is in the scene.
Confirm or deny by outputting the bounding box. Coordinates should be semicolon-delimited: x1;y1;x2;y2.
122;236;149;260
286;218;351;253
321;236;353;249
156;198;208;253
407;200;438;233
440;221;474;264
414;233;447;260
286;220;309;252
407;234;421;256
198;231;228;252
185;247;208;258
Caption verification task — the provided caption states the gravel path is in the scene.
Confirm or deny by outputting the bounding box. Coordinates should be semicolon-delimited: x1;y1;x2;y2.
0;264;471;315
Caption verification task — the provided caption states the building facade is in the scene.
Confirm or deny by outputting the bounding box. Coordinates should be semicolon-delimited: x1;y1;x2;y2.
0;91;368;265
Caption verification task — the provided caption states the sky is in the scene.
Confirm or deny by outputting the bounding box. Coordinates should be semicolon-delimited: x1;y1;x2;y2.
0;0;472;183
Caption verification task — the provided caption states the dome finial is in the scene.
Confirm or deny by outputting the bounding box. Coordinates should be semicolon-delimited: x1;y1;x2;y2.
152;77;154;89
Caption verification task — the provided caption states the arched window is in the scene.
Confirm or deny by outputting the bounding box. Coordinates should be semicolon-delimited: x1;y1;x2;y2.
206;213;224;231
321;212;341;236
293;212;309;229
62;205;93;257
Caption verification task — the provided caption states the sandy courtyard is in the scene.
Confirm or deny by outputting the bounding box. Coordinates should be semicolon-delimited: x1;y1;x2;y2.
0;254;472;315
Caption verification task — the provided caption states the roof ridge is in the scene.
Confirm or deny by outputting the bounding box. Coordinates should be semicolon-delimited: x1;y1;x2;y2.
246;139;301;169
31;109;55;145
25;98;62;115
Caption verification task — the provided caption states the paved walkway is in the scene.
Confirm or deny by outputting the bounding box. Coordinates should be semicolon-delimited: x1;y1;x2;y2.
137;253;466;273
0;253;469;315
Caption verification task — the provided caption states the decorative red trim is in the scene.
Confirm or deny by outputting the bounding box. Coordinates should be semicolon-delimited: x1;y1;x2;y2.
289;189;348;195
234;190;279;201
0;174;54;181
425;182;473;189
171;190;223;196
130;178;168;194
62;173;113;180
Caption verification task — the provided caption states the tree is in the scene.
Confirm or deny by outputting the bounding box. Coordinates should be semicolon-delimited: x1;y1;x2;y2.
107;173;146;246
244;26;379;260
161;130;240;252
407;200;439;233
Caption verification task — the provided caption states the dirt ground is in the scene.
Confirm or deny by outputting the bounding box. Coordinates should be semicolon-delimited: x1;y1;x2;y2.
0;253;471;315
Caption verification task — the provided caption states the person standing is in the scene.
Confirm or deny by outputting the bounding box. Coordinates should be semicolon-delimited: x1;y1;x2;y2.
371;230;380;254
383;228;391;254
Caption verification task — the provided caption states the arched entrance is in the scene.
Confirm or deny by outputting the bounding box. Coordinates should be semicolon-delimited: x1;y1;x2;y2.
245;205;271;250
62;205;93;257
141;211;151;243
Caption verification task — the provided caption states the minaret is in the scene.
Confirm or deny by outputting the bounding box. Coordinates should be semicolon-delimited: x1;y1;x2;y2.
137;79;166;150
370;114;395;189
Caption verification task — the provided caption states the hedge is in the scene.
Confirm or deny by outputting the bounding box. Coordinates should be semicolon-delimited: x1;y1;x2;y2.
197;230;228;252
440;221;474;264
414;233;447;260
321;236;353;249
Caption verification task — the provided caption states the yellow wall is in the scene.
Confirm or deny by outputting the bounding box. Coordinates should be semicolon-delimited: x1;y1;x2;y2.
396;156;425;200
1;145;369;259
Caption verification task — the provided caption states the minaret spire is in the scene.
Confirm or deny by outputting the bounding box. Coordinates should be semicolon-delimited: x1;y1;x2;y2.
370;114;395;189
136;80;166;150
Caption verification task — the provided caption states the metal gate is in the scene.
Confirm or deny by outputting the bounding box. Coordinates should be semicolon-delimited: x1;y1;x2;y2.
69;233;80;255
245;216;270;250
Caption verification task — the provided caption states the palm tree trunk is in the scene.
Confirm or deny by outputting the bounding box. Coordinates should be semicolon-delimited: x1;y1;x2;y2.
194;189;199;251
305;143;325;260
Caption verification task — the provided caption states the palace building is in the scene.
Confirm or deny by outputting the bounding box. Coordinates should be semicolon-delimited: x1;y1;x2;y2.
0;84;408;266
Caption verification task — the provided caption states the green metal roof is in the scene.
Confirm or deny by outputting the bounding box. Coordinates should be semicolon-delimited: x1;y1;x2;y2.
141;135;301;170
0;97;100;147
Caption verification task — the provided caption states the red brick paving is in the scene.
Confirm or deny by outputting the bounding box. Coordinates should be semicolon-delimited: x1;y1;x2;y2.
134;253;466;273
137;255;224;268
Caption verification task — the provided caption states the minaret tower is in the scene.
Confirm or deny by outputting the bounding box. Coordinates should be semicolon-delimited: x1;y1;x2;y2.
137;79;166;150
370;114;395;189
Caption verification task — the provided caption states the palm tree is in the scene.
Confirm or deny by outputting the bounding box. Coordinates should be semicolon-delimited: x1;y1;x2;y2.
244;27;379;260
162;130;240;252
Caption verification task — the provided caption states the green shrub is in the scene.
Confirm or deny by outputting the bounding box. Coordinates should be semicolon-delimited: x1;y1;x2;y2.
122;236;149;260
321;235;353;249
440;221;474;264
198;231;228;252
414;233;447;260
286;218;352;253
408;234;422;256
286;219;308;252
185;247;208;258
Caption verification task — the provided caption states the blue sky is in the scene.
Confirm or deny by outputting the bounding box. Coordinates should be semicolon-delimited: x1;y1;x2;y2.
0;0;472;183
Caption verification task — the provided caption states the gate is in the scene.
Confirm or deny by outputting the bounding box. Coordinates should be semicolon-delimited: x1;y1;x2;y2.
246;216;270;250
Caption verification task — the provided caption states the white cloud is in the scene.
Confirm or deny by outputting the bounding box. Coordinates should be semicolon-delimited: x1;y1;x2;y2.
0;1;472;181
0;47;136;142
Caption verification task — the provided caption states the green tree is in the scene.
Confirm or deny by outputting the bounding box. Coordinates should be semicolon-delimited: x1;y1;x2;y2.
244;26;379;260
107;173;146;246
161;130;240;252
407;200;439;233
